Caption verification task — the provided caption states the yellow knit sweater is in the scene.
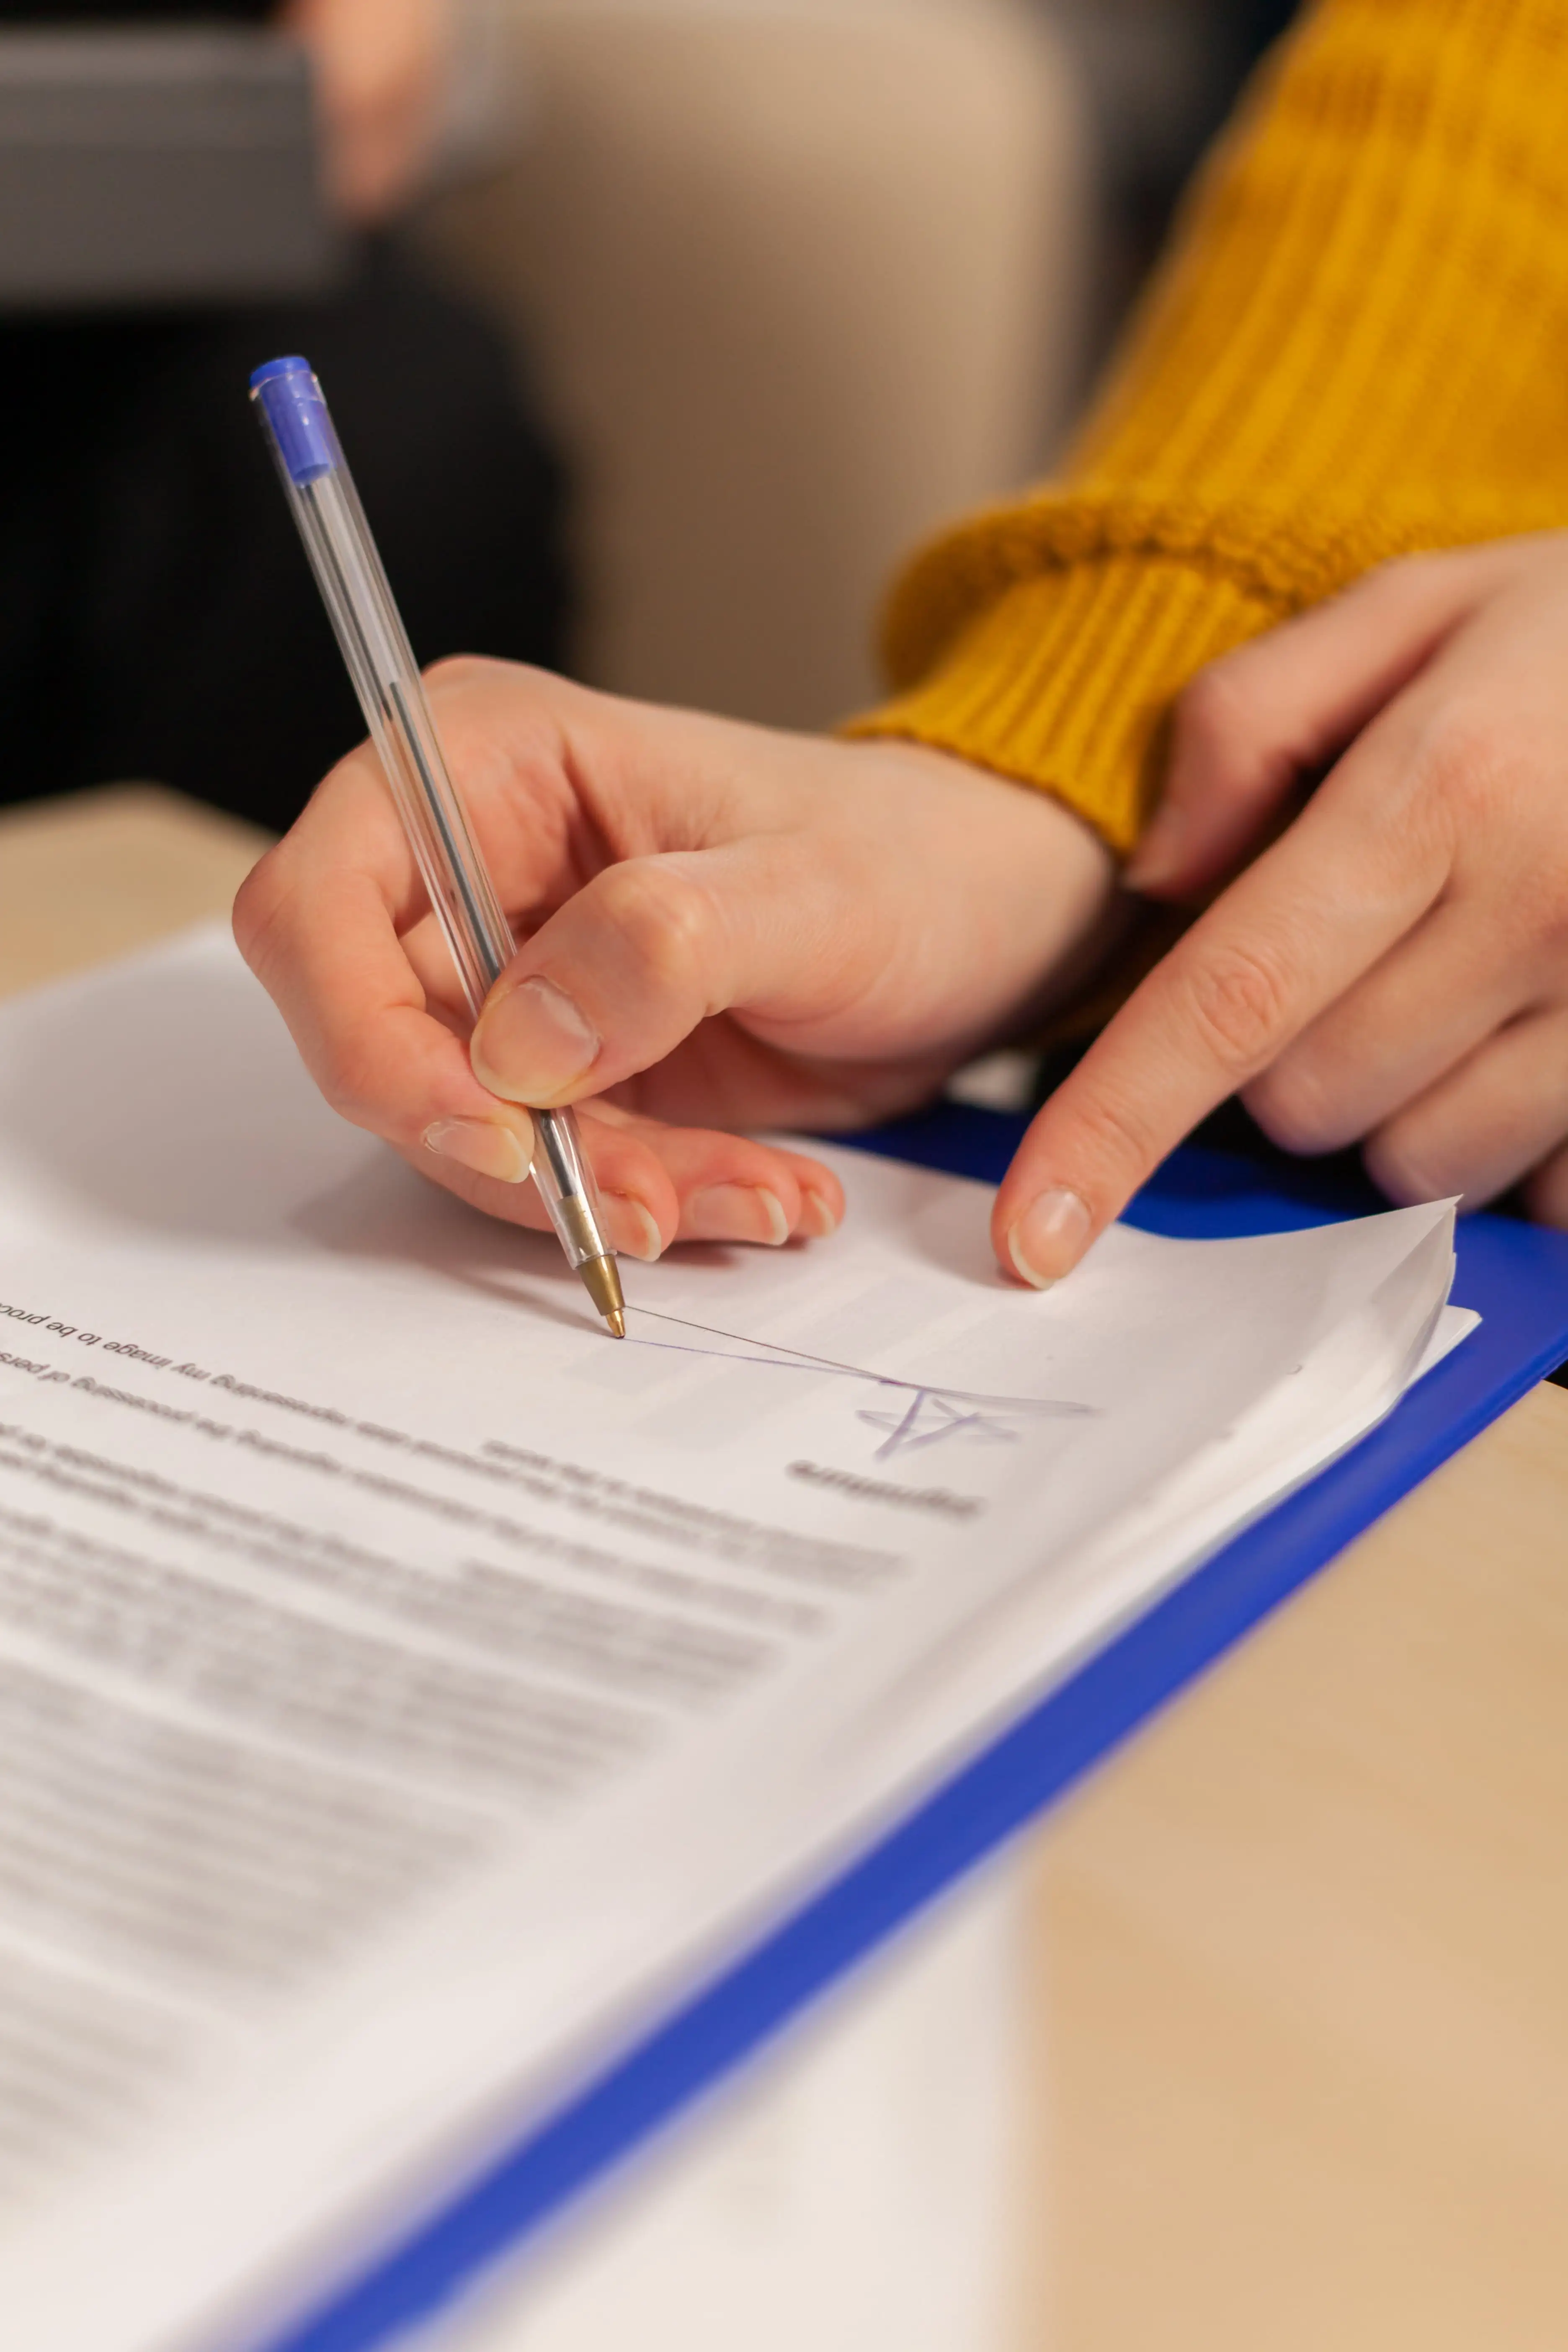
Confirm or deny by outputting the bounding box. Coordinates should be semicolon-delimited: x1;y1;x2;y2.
853;0;1568;856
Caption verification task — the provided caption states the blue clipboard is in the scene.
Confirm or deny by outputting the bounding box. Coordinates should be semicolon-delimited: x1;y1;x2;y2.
267;1118;1568;2352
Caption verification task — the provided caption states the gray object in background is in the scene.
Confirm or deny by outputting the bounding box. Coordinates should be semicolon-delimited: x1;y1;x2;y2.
0;28;345;309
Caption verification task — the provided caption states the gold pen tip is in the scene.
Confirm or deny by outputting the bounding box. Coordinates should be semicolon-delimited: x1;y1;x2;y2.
578;1251;628;1338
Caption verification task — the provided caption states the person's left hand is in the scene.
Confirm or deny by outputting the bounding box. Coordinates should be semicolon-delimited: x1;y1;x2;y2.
281;0;454;224
988;534;1568;1286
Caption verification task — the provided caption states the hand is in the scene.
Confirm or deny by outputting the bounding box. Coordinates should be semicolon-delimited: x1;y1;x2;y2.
991;534;1568;1285
281;0;454;224
234;661;1119;1264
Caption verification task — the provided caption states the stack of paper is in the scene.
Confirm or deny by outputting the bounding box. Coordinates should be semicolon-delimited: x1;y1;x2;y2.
425;1867;1025;2352
0;929;1468;2349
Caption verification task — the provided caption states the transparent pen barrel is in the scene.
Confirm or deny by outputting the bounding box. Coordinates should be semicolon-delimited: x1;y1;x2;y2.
292;469;511;1016
531;1109;608;1270
272;458;611;1267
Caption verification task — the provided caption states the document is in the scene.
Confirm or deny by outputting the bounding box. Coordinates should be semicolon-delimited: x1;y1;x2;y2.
0;928;1467;2350
433;1869;1024;2352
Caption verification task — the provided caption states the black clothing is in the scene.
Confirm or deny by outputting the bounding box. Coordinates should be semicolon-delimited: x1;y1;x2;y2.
0;248;571;832
0;6;571;833
0;3;271;16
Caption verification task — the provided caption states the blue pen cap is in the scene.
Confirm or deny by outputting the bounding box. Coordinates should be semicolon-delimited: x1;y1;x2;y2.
250;355;338;486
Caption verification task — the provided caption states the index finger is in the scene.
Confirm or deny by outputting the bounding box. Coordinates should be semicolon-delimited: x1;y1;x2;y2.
234;745;539;1168
992;768;1448;1285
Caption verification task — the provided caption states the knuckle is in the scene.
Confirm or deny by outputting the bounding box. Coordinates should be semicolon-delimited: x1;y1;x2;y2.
1243;1055;1338;1156
596;859;716;998
1170;654;1298;814
1175;939;1295;1075
1514;870;1568;963
1477;809;1568;958
424;652;499;698
1362;1125;1442;1209
1523;1154;1568;1228
231;850;291;980
314;1034;384;1128
1401;702;1533;836
1059;1083;1163;1189
1413;705;1499;803
1172;660;1256;772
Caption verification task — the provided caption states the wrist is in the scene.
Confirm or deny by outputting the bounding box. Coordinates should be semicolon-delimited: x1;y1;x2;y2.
838;735;1129;1049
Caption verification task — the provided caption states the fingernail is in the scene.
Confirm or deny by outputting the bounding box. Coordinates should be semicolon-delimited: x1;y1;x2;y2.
422;1114;534;1184
1007;1186;1092;1289
472;977;599;1105
798;1188;841;1239
604;1192;664;1262
687;1184;791;1246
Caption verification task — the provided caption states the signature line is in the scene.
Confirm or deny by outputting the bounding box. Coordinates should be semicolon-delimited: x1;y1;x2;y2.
624;1306;1094;1418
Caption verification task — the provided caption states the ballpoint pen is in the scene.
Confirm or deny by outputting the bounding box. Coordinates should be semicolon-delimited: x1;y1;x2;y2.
250;354;626;1338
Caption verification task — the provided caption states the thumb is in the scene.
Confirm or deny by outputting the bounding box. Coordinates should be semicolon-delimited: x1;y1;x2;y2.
469;836;860;1108
1126;554;1483;901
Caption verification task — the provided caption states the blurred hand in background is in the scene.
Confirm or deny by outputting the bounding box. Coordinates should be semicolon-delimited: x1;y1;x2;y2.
281;0;456;223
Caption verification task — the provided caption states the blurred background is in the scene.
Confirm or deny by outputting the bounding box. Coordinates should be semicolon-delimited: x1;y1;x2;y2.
0;0;1300;838
418;0;1299;735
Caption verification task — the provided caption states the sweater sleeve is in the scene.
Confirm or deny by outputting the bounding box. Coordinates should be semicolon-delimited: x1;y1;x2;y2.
848;0;1568;855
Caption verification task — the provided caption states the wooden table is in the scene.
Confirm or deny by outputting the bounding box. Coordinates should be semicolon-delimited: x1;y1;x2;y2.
7;786;1568;2351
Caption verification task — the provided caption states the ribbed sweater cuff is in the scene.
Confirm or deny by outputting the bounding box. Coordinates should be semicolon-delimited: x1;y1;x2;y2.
846;554;1280;858
848;485;1565;854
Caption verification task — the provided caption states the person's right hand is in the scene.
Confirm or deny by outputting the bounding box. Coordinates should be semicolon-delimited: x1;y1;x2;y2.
234;660;1120;1264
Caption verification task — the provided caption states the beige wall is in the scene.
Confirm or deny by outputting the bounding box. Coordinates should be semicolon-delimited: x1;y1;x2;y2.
419;0;1092;729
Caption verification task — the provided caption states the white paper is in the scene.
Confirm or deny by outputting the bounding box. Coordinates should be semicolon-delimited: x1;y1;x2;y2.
423;1863;1026;2352
0;928;1464;2350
